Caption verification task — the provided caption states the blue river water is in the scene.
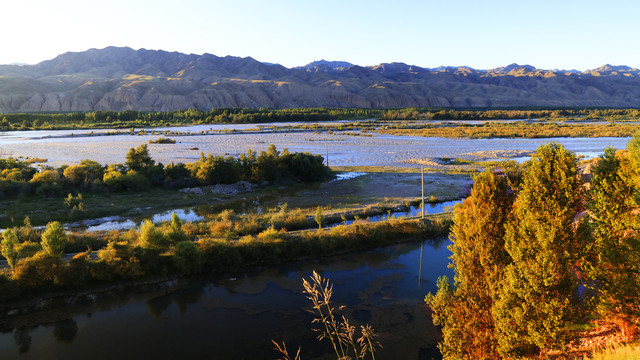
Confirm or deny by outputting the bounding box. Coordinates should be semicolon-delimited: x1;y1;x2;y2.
0;237;453;360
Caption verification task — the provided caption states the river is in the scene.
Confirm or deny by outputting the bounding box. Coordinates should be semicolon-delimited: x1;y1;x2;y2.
0;237;452;360
0;120;631;358
0;122;631;168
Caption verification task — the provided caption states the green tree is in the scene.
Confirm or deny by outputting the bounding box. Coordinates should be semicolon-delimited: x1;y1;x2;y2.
41;221;67;257
29;169;60;184
139;220;169;250
167;213;188;243
1;229;20;273
587;146;640;332
494;143;587;356
125;144;155;173
426;168;517;360
63;159;103;186
315;206;324;229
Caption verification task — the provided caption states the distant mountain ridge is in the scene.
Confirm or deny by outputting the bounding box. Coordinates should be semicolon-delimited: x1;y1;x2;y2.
1;46;640;112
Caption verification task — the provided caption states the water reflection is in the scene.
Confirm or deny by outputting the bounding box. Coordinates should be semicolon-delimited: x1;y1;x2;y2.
330;201;460;228
12;327;31;354
0;236;452;359
52;319;78;345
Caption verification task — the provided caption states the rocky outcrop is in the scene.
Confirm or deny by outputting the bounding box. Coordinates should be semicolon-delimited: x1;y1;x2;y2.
2;47;640;112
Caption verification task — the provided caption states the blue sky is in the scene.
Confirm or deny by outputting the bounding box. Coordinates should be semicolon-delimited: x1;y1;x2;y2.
2;0;637;70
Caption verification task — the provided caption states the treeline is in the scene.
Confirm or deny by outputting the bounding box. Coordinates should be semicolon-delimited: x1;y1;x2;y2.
0;144;330;199
3;107;640;131
426;142;640;358
0;108;379;130
380;108;640;121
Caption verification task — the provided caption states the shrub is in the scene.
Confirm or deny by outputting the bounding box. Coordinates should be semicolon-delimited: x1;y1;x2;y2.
13;251;62;288
174;241;203;274
209;220;235;239
58;252;91;288
257;226;280;242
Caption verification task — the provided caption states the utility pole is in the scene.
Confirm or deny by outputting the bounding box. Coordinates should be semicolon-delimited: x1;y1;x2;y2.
326;144;329;167
421;165;425;219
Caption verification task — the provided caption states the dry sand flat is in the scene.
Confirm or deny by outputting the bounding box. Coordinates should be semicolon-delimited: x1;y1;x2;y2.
0;124;632;168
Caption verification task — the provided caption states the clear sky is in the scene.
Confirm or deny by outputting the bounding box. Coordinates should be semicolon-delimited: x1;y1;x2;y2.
1;0;637;70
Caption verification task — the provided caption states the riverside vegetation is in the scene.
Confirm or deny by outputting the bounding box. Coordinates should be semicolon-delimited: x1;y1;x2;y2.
0;142;451;304
426;141;640;359
2;107;640;133
0;143;328;226
0;205;450;304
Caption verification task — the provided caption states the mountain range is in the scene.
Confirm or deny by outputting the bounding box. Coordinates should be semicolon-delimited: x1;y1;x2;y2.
1;47;640;112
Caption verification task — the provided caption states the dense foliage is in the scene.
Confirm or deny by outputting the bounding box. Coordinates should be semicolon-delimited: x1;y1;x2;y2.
426;141;640;359
0;108;376;130
2;108;640;131
587;142;640;335
0;143;330;200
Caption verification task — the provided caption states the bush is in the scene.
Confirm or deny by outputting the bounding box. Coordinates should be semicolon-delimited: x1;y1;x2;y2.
14;251;63;288
57;252;91;288
209;220;235;239
257;226;280;242
174;241;203;274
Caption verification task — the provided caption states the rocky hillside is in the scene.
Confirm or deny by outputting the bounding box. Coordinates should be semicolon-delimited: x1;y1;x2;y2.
1;47;640;112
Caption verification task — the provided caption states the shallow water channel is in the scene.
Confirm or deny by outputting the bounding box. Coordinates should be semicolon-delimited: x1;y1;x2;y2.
0;237;453;360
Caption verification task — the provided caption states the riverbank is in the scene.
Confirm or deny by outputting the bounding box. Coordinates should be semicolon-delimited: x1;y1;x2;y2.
0;170;470;229
0;214;451;321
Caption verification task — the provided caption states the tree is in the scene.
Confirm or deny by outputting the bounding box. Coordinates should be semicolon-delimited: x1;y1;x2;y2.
315;206;324;229
494;143;587;356
1;229;19;273
41;221;67;257
587;146;640;332
29;169;60;184
139;220;169;250
63;159;103;186
125;144;155;173
167;213;188;243
426;168;517;359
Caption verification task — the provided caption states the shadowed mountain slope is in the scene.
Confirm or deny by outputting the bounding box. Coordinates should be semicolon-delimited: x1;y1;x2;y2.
1;47;640;111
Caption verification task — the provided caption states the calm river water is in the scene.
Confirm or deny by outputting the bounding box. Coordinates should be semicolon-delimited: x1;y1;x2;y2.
0;237;452;360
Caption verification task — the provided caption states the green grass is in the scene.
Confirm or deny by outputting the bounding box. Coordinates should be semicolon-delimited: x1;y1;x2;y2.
0;187;236;228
